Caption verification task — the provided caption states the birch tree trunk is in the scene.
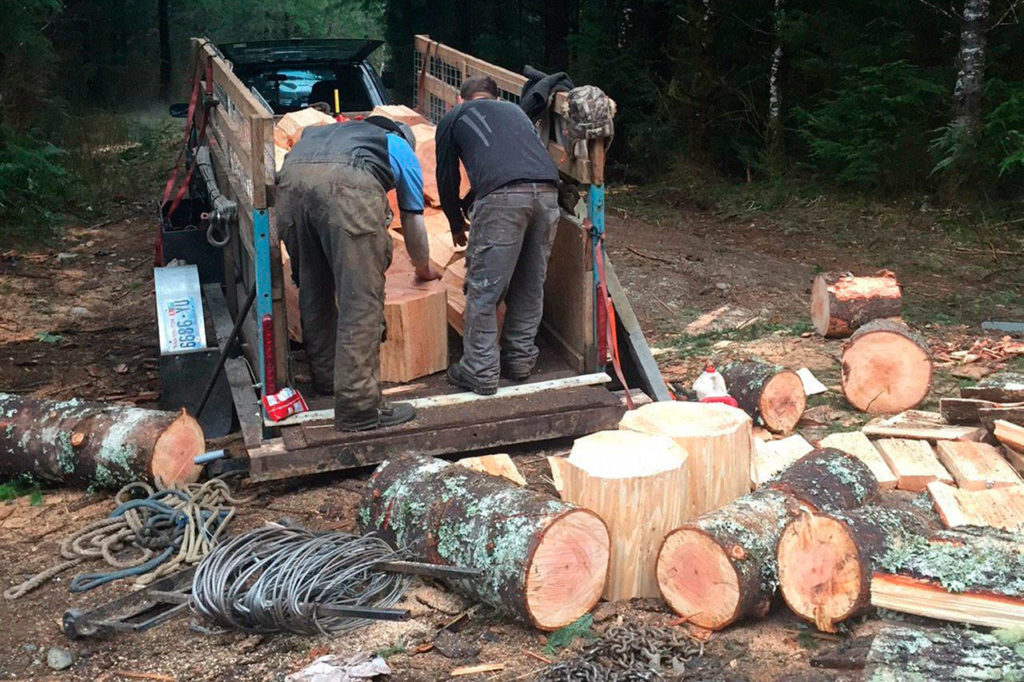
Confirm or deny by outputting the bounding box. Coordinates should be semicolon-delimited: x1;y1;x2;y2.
943;0;991;196
766;0;785;170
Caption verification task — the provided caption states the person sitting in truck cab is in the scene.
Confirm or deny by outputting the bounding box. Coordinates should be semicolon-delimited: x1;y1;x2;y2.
277;115;441;431
435;75;561;396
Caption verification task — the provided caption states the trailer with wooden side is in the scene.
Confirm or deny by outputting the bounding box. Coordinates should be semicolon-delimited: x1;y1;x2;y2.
161;36;666;481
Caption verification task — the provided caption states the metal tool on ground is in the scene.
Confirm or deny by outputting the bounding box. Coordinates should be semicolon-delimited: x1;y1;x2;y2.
4;479;241;600
190;526;480;635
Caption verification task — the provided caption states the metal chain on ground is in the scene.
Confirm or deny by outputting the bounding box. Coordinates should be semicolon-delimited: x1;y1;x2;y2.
3;479;243;600
190;527;412;635
536;623;705;682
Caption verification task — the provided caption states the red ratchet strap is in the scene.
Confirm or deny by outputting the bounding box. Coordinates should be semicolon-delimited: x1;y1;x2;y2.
591;229;634;410
156;56;214;265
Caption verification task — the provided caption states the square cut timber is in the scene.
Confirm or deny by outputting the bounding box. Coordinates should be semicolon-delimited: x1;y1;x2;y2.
819;431;898;489
873;438;953;492
934;441;1023;491
862;410;985;442
927;481;1024;531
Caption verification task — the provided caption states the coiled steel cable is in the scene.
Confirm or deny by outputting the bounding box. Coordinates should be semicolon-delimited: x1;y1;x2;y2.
190;527;411;635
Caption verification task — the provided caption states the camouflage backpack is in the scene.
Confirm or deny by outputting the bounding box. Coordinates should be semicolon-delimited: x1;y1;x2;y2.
565;85;616;148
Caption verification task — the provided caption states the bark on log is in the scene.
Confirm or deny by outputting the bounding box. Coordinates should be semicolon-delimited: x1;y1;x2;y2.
0;393;204;489
777;502;936;632
841;319;933;414
656;448;877;630
960;371;1024;402
938;396;1013;425
360;455;610;631
810;271;902;338
864;625;1024;680
719;361;806;434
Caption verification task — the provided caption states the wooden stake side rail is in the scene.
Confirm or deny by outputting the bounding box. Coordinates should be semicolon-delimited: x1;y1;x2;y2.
248;384;624;482
266;372;612;428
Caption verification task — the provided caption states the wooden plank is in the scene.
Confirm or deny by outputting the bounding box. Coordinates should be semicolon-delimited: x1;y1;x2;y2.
978;405;1024;429
871;574;1024;630
751;434;814;486
542;217;594;374
862;410;985;442
819;431;898;489
202;284;263;448
934;441;1022;491
926;481;1024;531
458;454;526;485
548;142;591;184
268;372;612;428
994;419;1024;451
961;372;1024;402
1004;445;1024;477
939;397;1010;425
874;438;952;492
249;385;624;482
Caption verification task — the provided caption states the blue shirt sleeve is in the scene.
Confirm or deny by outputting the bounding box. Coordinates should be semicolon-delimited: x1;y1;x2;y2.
387;134;424;214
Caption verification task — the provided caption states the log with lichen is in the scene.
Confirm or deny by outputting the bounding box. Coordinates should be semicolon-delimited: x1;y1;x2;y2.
0;393;204;489
777;500;940;632
870;527;1024;629
864;625;1024;680
360;454;610;631
656;448;878;630
719;361;806;434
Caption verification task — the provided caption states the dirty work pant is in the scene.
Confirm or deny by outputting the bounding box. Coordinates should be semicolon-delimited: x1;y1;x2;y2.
459;184;560;390
276;162;392;426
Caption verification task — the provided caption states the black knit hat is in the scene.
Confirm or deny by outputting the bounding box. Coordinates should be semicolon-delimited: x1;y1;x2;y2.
364;115;416;152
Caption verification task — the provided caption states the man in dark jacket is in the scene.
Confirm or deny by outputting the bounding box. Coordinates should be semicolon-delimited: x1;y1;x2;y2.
278;116;440;431
435;76;561;395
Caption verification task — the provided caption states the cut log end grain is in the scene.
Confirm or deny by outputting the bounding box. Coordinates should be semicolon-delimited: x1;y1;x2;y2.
657;528;744;629
525;509;609;629
841;320;932;414
777;514;864;633
760;371;807;433
150;409;205;488
810;271;902;338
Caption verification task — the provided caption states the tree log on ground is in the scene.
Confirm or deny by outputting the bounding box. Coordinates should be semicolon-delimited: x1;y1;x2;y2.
0;393;204;489
871;527;1024;629
864;625;1024;680
656;448;877;630
960;371;1024;402
620;401;753;518
810;271;902;338
553;430;688;601
841;319;932;414
360;454;610;631
776;502;937;632
719;361;806;434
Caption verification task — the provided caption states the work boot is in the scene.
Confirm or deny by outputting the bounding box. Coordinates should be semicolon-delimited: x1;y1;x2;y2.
446;363;497;396
336;402;416;432
500;363;532;382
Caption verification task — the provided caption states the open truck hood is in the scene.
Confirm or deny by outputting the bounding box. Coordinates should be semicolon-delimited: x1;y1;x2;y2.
219;39;383;67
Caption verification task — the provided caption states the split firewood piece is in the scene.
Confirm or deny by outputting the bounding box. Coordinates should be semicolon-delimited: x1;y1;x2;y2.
556;430;688;601
861;410;985;442
0;393;204;489
719;361;806;434
938;397;1019;425
777;504;935;633
810;270;902;338
458;454;527;486
864;625;1024;678
933;441;1022;491
873;439;952;492
927;481;1024;531
751;434;814;486
819;432;897;489
360;455;610;631
960;371;1024;403
656;448;877;631
620;402;753;517
870;529;1024;630
994;419;1024;452
840;320;932;414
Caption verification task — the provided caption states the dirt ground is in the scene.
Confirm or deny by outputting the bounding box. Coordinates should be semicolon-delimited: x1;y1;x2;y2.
1;173;1022;680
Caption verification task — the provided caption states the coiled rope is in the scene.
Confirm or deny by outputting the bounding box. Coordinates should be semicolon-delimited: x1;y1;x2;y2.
4;479;242;600
190;527;411;635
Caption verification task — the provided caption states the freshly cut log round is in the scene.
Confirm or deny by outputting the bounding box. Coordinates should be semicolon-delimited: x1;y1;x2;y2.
0;393;204;489
620;401;753;518
719;362;806;434
657;448;877;630
556;430;689;601
841;319;932;414
811;271;902;338
360;454;610;631
776;504;932;632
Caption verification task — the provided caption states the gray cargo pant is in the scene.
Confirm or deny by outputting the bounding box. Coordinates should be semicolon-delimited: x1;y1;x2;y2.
458;183;560;390
276;162;392;427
